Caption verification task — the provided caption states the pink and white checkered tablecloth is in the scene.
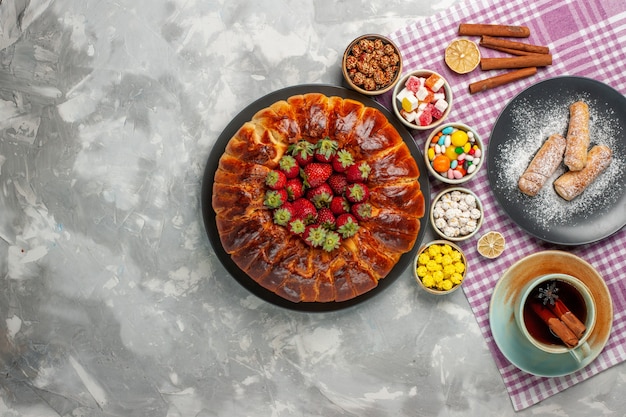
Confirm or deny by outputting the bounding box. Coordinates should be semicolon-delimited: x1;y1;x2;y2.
378;0;626;411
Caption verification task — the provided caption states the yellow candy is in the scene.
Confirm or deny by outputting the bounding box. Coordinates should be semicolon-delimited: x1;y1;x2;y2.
451;273;464;285
428;245;442;257
445;146;458;161
441;280;454;291
402;97;415;112
463;142;471;153
428;147;435;160
450;130;468;147
418;253;430;265
422;275;435;288
416;265;428;277
454;262;465;273
443;264;456;277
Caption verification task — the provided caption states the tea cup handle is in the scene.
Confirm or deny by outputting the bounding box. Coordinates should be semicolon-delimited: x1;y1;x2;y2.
569;341;592;362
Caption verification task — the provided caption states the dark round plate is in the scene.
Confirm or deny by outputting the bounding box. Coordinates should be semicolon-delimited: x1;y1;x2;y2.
201;84;431;311
487;76;626;245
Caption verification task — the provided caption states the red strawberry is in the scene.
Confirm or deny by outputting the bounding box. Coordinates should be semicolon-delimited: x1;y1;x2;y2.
288;140;315;166
329;195;350;216
265;170;287;190
336;213;360;238
306;183;333;208
264;189;288;209
292;198;318;224
327;173;348;196
303;224;327;247
285;178;305;201
272;202;294;226
321;230;342;252
314;137;338;162
316;208;336;230
345;182;370;203
302;162;332;188
351;202;373;221
288;218;307;235
331;149;354;173
346;161;372;183
278;155;300;179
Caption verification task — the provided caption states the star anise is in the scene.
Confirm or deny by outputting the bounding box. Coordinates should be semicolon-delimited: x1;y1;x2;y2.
537;281;559;305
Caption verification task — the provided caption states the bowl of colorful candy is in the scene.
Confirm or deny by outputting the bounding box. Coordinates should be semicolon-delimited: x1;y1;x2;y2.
413;240;467;295
392;69;452;130
342;34;403;96
430;187;484;242
425;122;483;184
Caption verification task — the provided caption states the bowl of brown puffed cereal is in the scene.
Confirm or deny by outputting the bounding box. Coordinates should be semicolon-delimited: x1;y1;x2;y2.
413;240;467;295
342;34;403;95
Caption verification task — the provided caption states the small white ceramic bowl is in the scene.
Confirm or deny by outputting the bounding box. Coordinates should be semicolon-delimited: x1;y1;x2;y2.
430;187;484;242
342;34;403;96
392;69;452;130
413;239;467;295
425;122;484;184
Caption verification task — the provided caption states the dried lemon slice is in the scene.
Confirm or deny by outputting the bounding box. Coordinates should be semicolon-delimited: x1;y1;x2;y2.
477;231;505;259
445;39;481;74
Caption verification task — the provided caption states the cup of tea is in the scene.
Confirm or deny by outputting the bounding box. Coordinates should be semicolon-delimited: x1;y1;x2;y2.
514;273;596;362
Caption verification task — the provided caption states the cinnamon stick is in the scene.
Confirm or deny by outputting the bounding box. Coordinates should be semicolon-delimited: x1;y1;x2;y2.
480;35;550;54
480;54;552;70
480;44;539;56
529;300;579;348
549;299;586;338
469;67;537;94
458;23;530;38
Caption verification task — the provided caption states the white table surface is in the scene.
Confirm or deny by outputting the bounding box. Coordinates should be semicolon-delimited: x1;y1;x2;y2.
1;0;625;416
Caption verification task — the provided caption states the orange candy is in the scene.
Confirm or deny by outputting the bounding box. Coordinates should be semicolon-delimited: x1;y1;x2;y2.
422;90;435;103
425;74;442;91
432;155;451;173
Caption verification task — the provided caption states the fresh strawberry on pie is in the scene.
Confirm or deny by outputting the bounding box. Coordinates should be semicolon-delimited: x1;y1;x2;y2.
331;149;355;173
314;137;339;163
289;140;315;167
336;213;359;238
303;224;327;247
306;183;333;209
345;161;371;183
292;197;318;224
277;154;300;179
329;195;350;216
265;170;287;190
316;208;336;230
351;201;373;221
327;173;348;196
345;182;370;203
285;177;305;201
302;162;332;188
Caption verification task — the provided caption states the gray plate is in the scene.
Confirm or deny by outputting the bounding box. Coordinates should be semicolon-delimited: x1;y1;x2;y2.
488;76;626;245
201;84;430;311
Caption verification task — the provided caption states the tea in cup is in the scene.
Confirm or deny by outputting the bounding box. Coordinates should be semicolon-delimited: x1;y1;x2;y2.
514;273;596;361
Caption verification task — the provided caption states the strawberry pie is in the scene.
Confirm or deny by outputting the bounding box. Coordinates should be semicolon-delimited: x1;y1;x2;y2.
212;93;425;303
